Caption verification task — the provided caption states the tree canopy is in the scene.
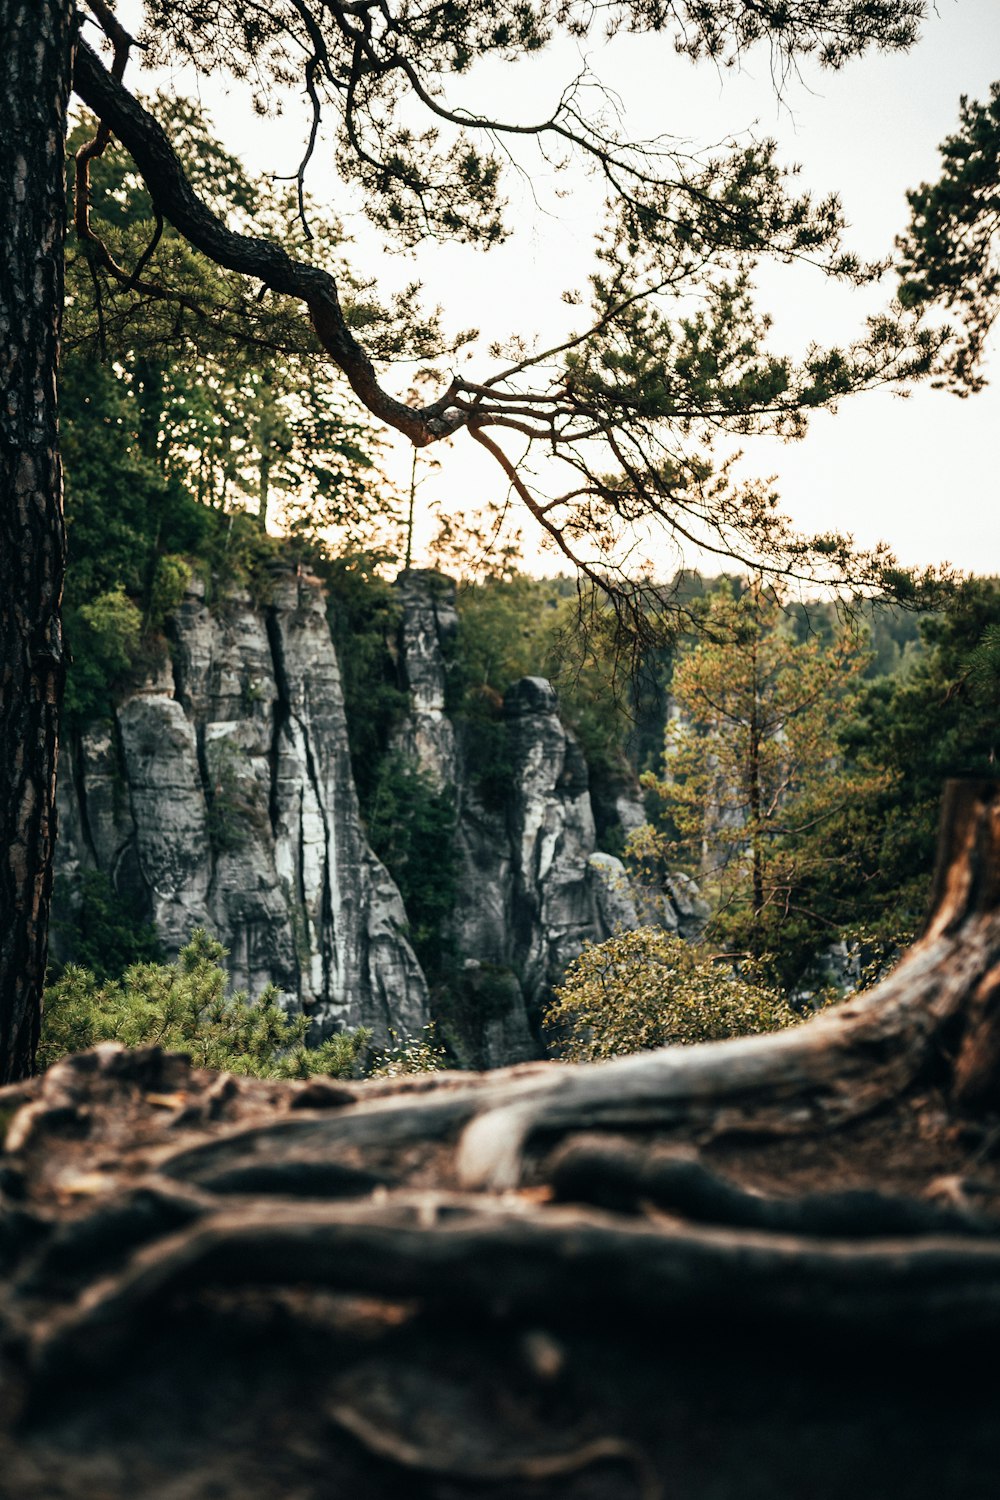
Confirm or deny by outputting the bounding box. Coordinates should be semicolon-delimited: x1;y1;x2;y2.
68;0;944;625
633;582;886;981
898;79;1000;394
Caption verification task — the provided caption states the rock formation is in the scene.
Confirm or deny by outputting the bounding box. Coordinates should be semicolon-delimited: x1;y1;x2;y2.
53;572;428;1043
391;571;702;1065
53;567;698;1065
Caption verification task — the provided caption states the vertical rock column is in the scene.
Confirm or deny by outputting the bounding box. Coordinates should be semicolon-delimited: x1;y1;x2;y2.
504;676;620;1003
391;569;459;787
169;584;299;1000
269;572;428;1038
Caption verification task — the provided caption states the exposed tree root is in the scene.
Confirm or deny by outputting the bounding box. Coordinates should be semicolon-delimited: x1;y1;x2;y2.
327;1398;662;1499
4;781;1000;1495
24;1191;1000;1395
547;1135;1000;1236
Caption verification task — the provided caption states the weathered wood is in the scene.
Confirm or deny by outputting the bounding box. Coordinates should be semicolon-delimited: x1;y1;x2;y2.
325;1400;660;1498
5;781;1000;1495
26;1195;1000;1391
549;1135;997;1236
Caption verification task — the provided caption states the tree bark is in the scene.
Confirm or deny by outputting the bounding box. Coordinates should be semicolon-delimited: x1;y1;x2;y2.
747;618;764;922
0;0;73;1082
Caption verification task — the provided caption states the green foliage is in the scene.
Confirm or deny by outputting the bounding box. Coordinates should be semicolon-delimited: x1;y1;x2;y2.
66;100;390;546
837;923;917;996
633;582;888;986
40;928;371;1079
307;1028;375;1081
828;576;1000;945
898;81;1000;392
59;348;283;727
456;691;516;812
52;871;163;983
62;587;145;725
368;1024;448;1078
364;753;457;978
546;927;800;1064
148;555;191;629
432;962;524;1069
60;354;211;604
783;597;924;682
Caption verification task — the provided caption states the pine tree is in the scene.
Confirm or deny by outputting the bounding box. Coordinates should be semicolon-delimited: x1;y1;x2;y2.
634;583;888;980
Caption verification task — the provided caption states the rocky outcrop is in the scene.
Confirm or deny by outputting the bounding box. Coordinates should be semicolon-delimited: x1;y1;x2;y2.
392;572;700;1066
503;675;616;1001
53;573;428;1042
390;569;458;788
53;566;699;1068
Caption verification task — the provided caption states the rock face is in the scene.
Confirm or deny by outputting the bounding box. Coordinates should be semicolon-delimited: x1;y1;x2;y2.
54;567;699;1067
391;571;700;1066
389;569;458;788
53;573;428;1042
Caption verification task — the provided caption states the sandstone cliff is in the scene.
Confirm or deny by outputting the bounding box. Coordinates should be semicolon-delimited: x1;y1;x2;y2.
53;568;698;1063
53;572;428;1042
391;571;703;1065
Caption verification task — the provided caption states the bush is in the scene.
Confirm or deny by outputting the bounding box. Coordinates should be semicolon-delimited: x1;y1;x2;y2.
431;962;524;1069
63;587;144;725
40;928;371;1079
368;1023;448;1078
147;554;191;628
545;927;800;1063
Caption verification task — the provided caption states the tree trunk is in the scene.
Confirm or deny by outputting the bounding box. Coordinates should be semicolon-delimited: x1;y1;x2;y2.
0;0;73;1082
747;622;764;922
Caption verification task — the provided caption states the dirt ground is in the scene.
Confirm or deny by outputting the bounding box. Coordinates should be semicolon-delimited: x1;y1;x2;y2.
3;1043;1000;1499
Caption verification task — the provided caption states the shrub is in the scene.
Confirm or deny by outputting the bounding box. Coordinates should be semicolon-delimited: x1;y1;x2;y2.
39;928;371;1079
432;963;524;1069
545;926;800;1063
147;553;191;628
368;1023;448;1078
63;587;144;725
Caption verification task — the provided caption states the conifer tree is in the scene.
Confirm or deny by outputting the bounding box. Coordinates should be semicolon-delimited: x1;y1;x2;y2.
634;584;888;978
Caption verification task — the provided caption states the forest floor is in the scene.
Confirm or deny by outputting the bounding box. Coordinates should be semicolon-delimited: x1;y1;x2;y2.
3;1039;1000;1500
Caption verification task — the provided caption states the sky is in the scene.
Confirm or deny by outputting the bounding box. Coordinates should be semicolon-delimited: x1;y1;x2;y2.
115;0;1000;578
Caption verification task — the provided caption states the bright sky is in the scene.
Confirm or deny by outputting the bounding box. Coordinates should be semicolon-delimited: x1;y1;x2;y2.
118;0;1000;577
